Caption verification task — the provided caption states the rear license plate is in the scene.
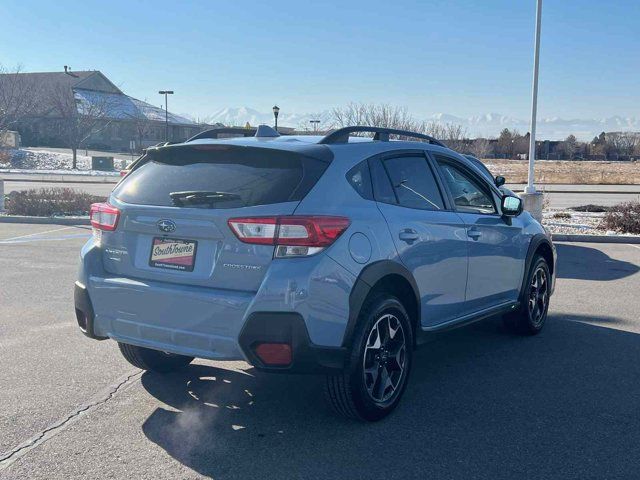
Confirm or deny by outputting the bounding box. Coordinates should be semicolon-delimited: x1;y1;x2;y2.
149;237;197;272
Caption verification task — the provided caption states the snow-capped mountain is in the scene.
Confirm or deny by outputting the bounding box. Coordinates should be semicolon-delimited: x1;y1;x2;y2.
429;113;640;139
206;107;639;140
206;107;332;131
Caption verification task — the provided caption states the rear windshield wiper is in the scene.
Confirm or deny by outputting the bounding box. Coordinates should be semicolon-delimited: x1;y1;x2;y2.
169;191;242;207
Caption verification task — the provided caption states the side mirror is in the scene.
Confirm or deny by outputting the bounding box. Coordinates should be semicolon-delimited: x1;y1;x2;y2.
501;195;523;217
494;175;506;187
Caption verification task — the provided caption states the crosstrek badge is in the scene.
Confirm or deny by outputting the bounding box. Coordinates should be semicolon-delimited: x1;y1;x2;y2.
149;237;197;272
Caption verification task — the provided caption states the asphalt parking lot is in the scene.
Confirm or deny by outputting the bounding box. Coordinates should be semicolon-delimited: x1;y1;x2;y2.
1;223;639;479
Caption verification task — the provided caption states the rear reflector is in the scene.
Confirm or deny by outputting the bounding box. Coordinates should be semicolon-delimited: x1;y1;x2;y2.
254;343;292;366
90;203;120;231
228;216;350;257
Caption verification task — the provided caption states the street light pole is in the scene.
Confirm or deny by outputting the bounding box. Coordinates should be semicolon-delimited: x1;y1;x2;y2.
272;105;280;132
159;90;174;142
525;0;542;194
310;119;320;132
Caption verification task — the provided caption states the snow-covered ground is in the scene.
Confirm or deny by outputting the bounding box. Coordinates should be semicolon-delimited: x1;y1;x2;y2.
542;209;635;236
0;148;126;174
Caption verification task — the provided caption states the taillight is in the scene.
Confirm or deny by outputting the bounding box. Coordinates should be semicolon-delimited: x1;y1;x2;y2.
227;217;278;245
228;216;350;257
90;203;120;231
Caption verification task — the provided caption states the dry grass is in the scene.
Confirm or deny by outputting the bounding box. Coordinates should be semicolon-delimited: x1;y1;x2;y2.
483;159;640;184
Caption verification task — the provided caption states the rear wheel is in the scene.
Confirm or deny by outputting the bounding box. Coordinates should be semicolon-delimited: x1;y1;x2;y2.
325;296;413;421
504;255;551;335
118;342;194;373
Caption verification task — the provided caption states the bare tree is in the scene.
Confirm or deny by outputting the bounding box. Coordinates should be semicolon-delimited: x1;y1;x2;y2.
606;132;639;158
0;64;41;134
421;122;469;152
469;138;493;159
331;103;468;151
124;110;154;153
332;103;419;132
48;85;115;168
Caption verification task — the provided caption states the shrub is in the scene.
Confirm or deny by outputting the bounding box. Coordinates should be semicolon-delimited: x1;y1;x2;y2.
6;188;106;217
552;212;572;219
600;201;640;234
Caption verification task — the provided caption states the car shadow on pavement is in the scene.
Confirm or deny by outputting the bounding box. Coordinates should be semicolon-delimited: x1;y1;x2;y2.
141;313;640;480
556;243;639;281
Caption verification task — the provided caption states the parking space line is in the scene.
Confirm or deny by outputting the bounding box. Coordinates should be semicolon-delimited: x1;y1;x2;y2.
629;244;640;250
0;233;91;245
0;226;74;242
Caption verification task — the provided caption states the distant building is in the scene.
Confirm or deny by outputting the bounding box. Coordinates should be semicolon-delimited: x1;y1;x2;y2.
1;69;206;152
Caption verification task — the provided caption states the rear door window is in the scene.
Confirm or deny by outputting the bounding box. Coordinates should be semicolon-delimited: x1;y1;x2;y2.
382;155;445;210
113;146;329;208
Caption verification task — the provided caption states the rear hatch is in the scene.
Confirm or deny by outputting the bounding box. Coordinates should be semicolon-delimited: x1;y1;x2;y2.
101;143;330;292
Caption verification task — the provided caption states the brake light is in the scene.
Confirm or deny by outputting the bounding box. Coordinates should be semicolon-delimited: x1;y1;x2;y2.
228;216;350;257
90;203;120;231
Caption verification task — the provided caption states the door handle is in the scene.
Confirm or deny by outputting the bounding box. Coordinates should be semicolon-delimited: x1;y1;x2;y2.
399;229;419;243
467;227;482;240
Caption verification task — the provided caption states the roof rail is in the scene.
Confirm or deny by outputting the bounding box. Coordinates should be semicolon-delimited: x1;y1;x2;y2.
186;127;257;142
318;126;447;147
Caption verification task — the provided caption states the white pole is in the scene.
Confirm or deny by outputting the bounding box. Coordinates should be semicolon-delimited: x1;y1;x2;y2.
525;0;543;194
0;179;4;212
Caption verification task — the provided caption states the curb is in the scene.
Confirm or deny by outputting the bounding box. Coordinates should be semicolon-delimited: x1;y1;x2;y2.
0;172;119;184
0;215;90;225
552;233;640;244
514;190;640;195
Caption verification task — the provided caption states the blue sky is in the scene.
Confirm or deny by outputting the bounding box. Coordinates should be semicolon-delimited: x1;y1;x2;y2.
1;0;638;120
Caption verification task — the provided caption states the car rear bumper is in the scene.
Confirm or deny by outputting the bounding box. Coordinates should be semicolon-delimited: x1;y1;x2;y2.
83;275;250;361
76;238;356;372
75;279;347;372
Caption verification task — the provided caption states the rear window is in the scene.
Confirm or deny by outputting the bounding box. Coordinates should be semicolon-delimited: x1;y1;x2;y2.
113;146;329;208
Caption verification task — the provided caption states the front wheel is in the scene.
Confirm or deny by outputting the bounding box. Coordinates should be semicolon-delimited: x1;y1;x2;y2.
118;342;194;373
504;255;551;335
325;296;413;421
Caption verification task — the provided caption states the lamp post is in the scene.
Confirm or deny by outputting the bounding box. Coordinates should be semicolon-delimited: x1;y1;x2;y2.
520;0;544;222
310;119;320;132
272;105;280;132
159;90;174;142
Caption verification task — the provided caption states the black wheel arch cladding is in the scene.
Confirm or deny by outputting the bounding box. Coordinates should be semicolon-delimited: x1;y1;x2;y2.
344;260;420;348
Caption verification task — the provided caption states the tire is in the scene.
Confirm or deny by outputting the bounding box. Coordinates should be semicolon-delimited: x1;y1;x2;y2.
504;255;551;335
118;342;194;373
325;296;413;421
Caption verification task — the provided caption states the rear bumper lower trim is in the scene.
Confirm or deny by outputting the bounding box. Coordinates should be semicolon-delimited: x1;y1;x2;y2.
74;281;107;340
239;312;347;374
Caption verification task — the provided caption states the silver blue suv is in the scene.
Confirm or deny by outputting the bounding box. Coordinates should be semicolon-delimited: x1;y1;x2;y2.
75;125;556;421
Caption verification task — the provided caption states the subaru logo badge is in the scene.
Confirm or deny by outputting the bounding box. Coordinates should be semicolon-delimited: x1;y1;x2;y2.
157;219;176;233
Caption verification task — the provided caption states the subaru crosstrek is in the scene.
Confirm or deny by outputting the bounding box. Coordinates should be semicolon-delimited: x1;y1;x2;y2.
75;125;556;421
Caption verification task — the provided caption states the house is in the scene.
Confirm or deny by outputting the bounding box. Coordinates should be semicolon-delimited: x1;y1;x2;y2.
1;68;206;152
